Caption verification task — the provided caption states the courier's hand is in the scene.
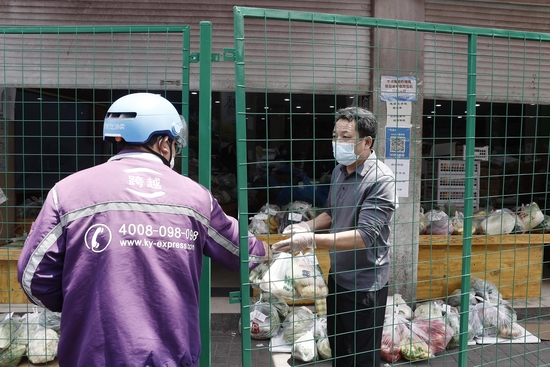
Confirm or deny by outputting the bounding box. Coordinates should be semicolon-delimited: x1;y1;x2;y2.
262;241;272;261
271;232;315;253
282;221;310;235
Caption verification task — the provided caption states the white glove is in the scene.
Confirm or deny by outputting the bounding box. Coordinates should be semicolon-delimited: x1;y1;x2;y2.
271;232;315;253
282;221;310;234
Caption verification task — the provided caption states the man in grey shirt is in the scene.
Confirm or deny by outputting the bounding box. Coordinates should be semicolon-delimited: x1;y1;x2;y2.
273;106;397;367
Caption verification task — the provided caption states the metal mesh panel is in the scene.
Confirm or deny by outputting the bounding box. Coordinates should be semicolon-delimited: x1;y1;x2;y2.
234;7;550;367
0;25;190;366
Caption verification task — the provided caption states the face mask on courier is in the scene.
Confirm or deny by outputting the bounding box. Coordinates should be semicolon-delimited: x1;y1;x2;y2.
332;141;360;166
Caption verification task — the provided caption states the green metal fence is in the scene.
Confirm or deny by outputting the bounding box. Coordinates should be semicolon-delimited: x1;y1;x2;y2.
234;7;550;367
0;24;195;365
1;8;550;367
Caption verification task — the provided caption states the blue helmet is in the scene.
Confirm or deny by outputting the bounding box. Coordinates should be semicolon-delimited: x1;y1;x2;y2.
103;93;187;147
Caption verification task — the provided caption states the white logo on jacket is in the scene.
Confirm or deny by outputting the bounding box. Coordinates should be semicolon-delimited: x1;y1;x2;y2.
85;224;112;253
124;167;166;198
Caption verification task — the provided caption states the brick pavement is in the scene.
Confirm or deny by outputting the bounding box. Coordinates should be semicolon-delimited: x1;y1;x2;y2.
209;327;550;367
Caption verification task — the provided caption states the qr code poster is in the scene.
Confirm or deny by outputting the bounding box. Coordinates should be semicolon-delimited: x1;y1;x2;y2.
385;126;410;159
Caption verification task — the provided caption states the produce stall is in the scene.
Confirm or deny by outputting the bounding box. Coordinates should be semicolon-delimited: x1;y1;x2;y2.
417;234;545;300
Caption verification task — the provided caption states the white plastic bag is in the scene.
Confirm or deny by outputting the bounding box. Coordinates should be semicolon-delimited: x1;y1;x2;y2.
516;202;544;231
292;330;317;362
479;209;517;235
260;252;296;298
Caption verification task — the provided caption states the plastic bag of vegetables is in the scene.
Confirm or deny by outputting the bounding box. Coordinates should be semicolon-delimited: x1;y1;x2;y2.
401;318;453;360
313;316;331;360
291;330;317;362
0;339;26;367
385;293;412;320
415;318;453;355
414;301;444;320
516;202;544;232
277;201;315;234
424;210;453;235
473;300;521;339
288;253;328;295
16;311;42;345
381;313;410;362
252;292;290;321
283;306;315;344
0;314;21;351
240;299;281;340
27;326;59;364
249;262;270;289
287;253;329;315
39;310;61;333
248;204;280;234
479;208;520;235
451;211;477;235
260;252;297;298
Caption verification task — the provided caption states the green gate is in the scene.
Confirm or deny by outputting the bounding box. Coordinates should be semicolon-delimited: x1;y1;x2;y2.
0;24;216;365
234;6;550;367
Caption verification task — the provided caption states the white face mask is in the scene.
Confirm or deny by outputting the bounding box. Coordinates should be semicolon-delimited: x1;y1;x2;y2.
169;156;175;169
332;141;362;166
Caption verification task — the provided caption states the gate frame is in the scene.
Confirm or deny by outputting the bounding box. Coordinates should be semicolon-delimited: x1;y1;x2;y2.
233;6;550;367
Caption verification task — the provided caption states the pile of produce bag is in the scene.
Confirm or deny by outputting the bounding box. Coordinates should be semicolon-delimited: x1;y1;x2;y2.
419;201;547;235
280;307;331;362
381;298;453;362
0;310;61;366
381;279;523;363
447;277;523;340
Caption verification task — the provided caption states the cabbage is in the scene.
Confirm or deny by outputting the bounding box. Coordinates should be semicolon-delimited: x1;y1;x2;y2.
291;330;317;362
253;292;290;321
316;337;331;359
0;315;21;351
283;307;315;343
0;341;26;367
27;328;59;364
414;301;444;320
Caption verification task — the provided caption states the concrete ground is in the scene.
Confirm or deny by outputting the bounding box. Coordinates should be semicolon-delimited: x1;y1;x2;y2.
208;262;550;367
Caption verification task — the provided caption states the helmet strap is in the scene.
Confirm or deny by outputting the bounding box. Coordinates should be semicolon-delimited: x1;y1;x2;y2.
143;137;172;168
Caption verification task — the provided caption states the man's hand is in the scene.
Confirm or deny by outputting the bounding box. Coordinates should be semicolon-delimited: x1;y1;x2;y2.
282;221;310;234
271;232;315;253
262;241;272;261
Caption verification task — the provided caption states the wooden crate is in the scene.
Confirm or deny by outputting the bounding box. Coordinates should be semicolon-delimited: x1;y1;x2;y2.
417;234;544;300
255;234;330;305
0;248;29;304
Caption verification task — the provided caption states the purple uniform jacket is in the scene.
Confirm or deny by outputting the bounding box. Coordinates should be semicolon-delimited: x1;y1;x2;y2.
17;151;265;367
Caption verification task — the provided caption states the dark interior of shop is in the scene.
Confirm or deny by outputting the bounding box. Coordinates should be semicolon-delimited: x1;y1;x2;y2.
11;89;550;218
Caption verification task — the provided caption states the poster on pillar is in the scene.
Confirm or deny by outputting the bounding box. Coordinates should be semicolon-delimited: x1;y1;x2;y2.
386;101;411;127
380;76;417;102
385;126;410;197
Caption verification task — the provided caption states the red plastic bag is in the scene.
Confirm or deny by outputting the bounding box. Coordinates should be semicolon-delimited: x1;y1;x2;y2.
381;314;410;362
411;318;454;355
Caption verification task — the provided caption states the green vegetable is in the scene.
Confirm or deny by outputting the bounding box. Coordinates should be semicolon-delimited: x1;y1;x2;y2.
0;341;26;367
400;338;432;361
317;337;331;359
27;328;59;364
283;307;315;343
